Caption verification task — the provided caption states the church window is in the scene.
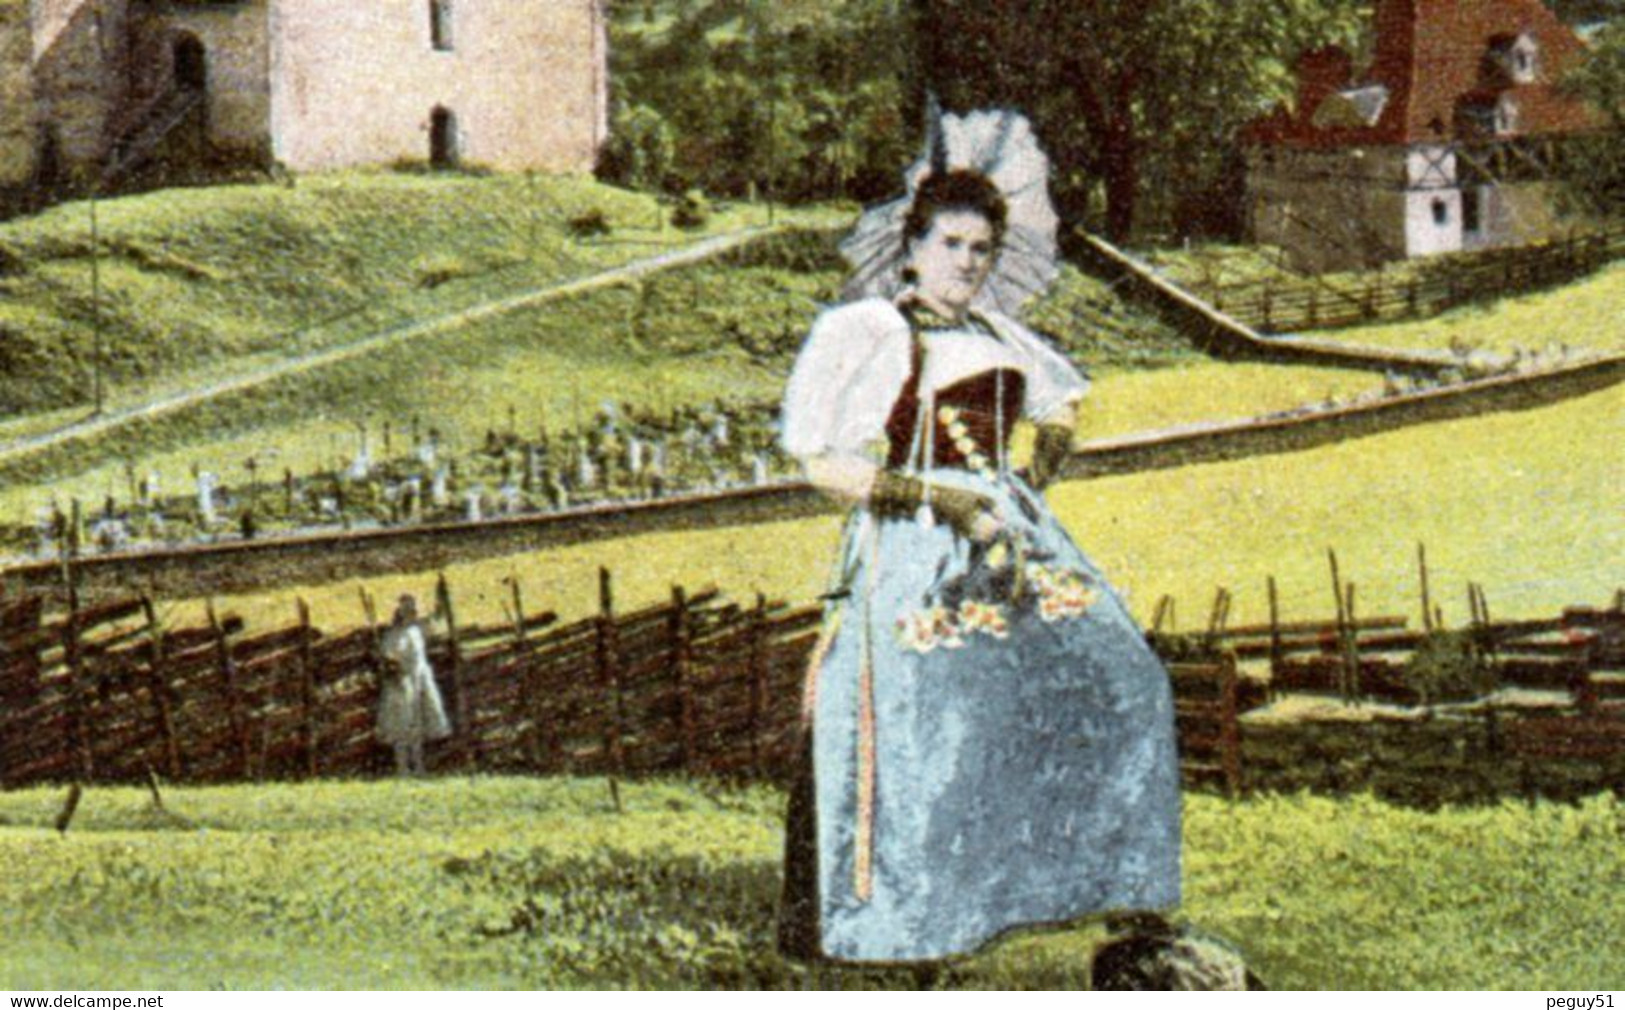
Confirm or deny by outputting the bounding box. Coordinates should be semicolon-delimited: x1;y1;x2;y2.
430;107;459;167
174;35;207;92
430;0;453;51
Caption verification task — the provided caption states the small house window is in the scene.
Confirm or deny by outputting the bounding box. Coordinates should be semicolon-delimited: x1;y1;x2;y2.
1510;36;1538;83
1431;198;1449;226
430;0;453;51
1463;187;1483;233
1494;98;1519;136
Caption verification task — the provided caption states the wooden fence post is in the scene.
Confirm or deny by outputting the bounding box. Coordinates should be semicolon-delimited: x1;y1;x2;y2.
69;498;82;561
596;567;626;779
669;585;695;771
1205;587;1231;651
1342;581;1361;703
1327;549;1353;704
1152;595;1174;634
61;585;93;782
1218;653;1242;797
207;599;252;779
1418;542;1434;634
748;593;768;778
141;596;182;780
1266;576;1283;692
1471;583;1499;676
506;577;544;772
296;599;319;779
435;573;467;745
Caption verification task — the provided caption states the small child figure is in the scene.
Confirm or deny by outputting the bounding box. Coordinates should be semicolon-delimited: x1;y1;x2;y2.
377;594;452;776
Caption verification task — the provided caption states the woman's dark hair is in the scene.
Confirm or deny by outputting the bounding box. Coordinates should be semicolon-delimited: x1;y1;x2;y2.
902;170;1008;250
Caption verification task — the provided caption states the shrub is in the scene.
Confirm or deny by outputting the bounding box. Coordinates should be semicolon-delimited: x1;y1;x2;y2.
670;191;710;231
569;209;612;239
1403;630;1498;705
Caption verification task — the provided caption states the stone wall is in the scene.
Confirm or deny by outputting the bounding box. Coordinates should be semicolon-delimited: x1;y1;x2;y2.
127;0;271;163
1468;180;1565;251
1246;146;1410;273
267;0;606;173
28;0;130;178
0;2;34;192
1067;354;1625;479
1;483;833;605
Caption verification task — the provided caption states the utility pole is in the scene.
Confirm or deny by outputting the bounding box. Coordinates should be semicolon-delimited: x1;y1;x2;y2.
89;187;104;417
766;38;777;228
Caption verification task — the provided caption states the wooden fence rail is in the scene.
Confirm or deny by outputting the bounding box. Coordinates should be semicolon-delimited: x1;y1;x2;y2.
9;566;1617;794
0;569;1242;792
1187;228;1625;334
0;569;831;788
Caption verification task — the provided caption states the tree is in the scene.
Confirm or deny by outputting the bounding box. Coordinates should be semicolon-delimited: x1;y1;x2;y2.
916;0;1364;243
1563;16;1625;217
603;0;919;203
600;104;678;193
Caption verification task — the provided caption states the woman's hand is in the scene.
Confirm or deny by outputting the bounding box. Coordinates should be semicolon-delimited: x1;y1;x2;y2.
968;510;1004;543
870;471;999;541
803;455;881;505
803;454;1004;541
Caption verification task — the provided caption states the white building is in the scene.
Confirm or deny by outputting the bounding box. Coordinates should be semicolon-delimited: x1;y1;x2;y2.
1243;0;1601;273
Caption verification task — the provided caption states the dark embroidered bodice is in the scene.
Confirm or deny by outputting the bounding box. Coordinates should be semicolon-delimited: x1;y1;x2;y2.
884;368;1026;470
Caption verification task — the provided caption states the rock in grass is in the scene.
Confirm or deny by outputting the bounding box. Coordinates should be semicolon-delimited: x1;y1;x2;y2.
1091;916;1266;991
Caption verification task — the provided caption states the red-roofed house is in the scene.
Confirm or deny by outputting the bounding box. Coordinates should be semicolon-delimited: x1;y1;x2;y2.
1243;0;1602;273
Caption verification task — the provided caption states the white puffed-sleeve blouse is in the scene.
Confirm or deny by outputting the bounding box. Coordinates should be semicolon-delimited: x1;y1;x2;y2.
779;298;1088;462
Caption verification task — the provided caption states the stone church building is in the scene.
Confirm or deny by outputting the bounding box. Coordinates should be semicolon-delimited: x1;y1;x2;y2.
0;0;608;209
1243;0;1601;273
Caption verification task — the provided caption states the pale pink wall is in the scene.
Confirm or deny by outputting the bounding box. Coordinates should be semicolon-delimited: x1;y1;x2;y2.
268;0;604;173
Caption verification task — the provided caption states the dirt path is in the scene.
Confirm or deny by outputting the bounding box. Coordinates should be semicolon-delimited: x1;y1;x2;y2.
0;226;784;467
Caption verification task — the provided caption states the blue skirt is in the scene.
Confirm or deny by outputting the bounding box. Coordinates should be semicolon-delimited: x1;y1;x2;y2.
781;468;1182;963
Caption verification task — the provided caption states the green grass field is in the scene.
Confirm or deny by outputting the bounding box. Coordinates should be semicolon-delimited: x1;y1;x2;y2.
1328;260;1625;357
1;176;1619;992
0;171;809;418
0;777;1619;989
1143;241;1625;357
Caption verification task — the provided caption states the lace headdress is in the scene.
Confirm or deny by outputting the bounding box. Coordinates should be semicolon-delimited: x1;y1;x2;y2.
840;107;1060;320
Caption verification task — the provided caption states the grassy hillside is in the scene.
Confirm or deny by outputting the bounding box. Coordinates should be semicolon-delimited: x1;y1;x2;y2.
1324;259;1625;357
0;777;1618;989
0;171;788;418
0;201;1193;524
1145;242;1625;356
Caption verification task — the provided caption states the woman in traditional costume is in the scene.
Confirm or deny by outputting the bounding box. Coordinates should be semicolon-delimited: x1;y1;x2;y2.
777;110;1181;964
